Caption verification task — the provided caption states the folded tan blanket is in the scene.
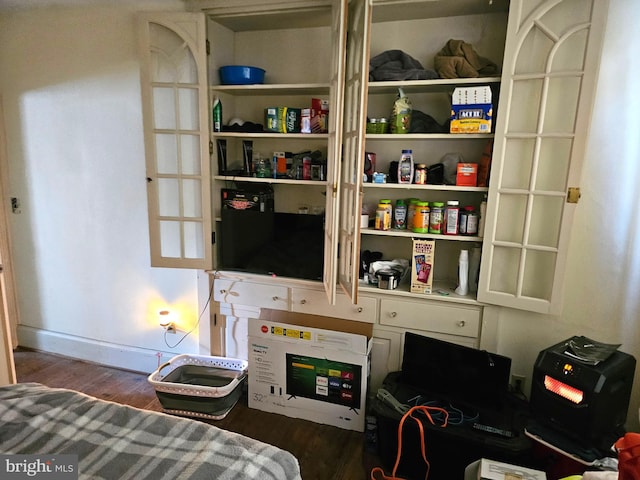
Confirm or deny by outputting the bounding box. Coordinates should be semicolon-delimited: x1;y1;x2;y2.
434;39;499;79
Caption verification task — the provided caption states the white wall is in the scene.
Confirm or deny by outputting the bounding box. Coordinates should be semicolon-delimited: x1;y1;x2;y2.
1;0;638;432
0;1;204;373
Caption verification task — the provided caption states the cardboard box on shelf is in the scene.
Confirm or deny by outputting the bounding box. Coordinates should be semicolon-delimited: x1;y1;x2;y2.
450;86;492;134
410;239;435;294
265;107;302;133
311;98;329;133
456;163;478;186
247;318;371;432
464;458;547;480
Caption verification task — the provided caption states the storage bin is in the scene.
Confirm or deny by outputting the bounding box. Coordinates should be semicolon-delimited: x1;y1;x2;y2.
148;354;248;420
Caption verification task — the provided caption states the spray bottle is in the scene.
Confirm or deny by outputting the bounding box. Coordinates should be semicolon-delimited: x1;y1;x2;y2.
212;96;222;132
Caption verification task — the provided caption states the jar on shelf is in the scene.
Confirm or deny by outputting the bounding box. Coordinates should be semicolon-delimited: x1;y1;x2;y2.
366;118;378;134
406;198;420;229
414;164;427;184
377;118;389;134
459;206;479;235
375;202;391;231
412;202;430;233
393;199;407;229
429;202;444;234
443;200;460;235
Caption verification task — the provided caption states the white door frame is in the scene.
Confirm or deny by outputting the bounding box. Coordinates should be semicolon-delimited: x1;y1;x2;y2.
0;95;18;385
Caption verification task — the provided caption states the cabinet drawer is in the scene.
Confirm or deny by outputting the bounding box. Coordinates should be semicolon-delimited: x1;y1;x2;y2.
291;288;377;323
213;278;289;310
379;298;480;338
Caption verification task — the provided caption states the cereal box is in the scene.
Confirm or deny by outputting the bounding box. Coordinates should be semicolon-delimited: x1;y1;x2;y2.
411;239;435;294
450;86;492;134
265;107;301;133
311;98;329;133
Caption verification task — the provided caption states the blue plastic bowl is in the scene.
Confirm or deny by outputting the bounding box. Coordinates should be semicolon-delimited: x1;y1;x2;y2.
219;66;266;85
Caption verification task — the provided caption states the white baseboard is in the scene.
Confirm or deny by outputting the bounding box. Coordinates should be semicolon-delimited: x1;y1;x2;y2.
16;325;180;374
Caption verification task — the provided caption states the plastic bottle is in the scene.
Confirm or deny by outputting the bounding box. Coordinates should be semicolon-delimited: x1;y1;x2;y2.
478;195;487;237
412;202;430;233
469;246;481;293
414;164;427;184
454;249;469;296
443;200;460;235
375;201;391;231
406;199;420;231
213;97;222;132
429;201;444;234
397;150;414;184
393;199;407;229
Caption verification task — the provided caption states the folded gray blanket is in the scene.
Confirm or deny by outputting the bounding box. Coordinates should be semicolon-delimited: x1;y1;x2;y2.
0;383;302;480
369;49;439;81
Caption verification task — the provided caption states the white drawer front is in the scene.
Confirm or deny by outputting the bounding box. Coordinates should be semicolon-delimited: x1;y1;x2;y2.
213;278;289;310
379;298;480;338
291;288;377;323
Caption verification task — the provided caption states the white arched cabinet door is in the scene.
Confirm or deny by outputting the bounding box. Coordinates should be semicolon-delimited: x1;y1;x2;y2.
338;0;371;303
478;0;608;314
138;13;212;269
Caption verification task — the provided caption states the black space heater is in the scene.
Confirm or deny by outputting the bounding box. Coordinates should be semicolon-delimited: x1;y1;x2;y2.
528;337;636;455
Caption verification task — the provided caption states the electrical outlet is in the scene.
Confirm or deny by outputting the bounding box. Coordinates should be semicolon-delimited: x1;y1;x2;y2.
164;323;177;334
511;374;526;392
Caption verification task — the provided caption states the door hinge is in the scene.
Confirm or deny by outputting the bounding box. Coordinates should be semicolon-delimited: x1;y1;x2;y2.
209;140;213;155
567;187;581;204
206;39;210;55
211;232;215;244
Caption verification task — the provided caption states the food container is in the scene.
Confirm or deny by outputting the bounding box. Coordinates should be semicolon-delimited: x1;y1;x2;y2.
376;268;401;289
148;354;248;420
219;65;265;85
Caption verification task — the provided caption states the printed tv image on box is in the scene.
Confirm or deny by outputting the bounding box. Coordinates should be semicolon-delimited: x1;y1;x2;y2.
286;354;362;408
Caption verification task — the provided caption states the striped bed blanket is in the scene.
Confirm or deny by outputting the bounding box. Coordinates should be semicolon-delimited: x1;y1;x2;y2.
0;383;301;480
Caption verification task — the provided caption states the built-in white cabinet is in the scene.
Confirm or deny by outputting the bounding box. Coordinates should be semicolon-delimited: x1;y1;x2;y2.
138;0;610;363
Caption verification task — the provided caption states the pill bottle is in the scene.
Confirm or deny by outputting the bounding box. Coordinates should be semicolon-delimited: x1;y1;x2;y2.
375;202;391;230
429;201;444;234
414;164;427;185
406;198;420;229
393;199;407;229
412;202;430;233
464;206;479;235
444;200;460;235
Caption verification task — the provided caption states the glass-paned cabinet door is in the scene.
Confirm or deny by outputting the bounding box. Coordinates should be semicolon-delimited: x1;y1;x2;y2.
138;13;212;269
478;0;608;314
322;0;348;304
337;0;371;302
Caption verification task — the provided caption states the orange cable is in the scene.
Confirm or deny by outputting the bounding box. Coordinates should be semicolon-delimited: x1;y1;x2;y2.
370;405;449;480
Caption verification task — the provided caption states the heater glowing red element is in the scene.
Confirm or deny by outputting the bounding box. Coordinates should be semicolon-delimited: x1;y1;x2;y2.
544;375;584;404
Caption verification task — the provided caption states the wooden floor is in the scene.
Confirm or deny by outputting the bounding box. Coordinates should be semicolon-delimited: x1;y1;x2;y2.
13;348;380;480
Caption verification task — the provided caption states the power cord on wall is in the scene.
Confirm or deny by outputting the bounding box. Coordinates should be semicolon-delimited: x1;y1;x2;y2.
163;277;215;349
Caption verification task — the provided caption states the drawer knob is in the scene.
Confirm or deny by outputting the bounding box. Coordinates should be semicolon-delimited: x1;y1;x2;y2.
458;321;466;327
300;299;307;305
357;307;363;313
390;311;397;318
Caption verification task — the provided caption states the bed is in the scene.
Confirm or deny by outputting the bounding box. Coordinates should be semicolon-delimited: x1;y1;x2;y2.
0;382;302;480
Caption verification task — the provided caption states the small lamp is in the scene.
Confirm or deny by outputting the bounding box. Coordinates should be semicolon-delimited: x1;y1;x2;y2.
158;310;175;332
